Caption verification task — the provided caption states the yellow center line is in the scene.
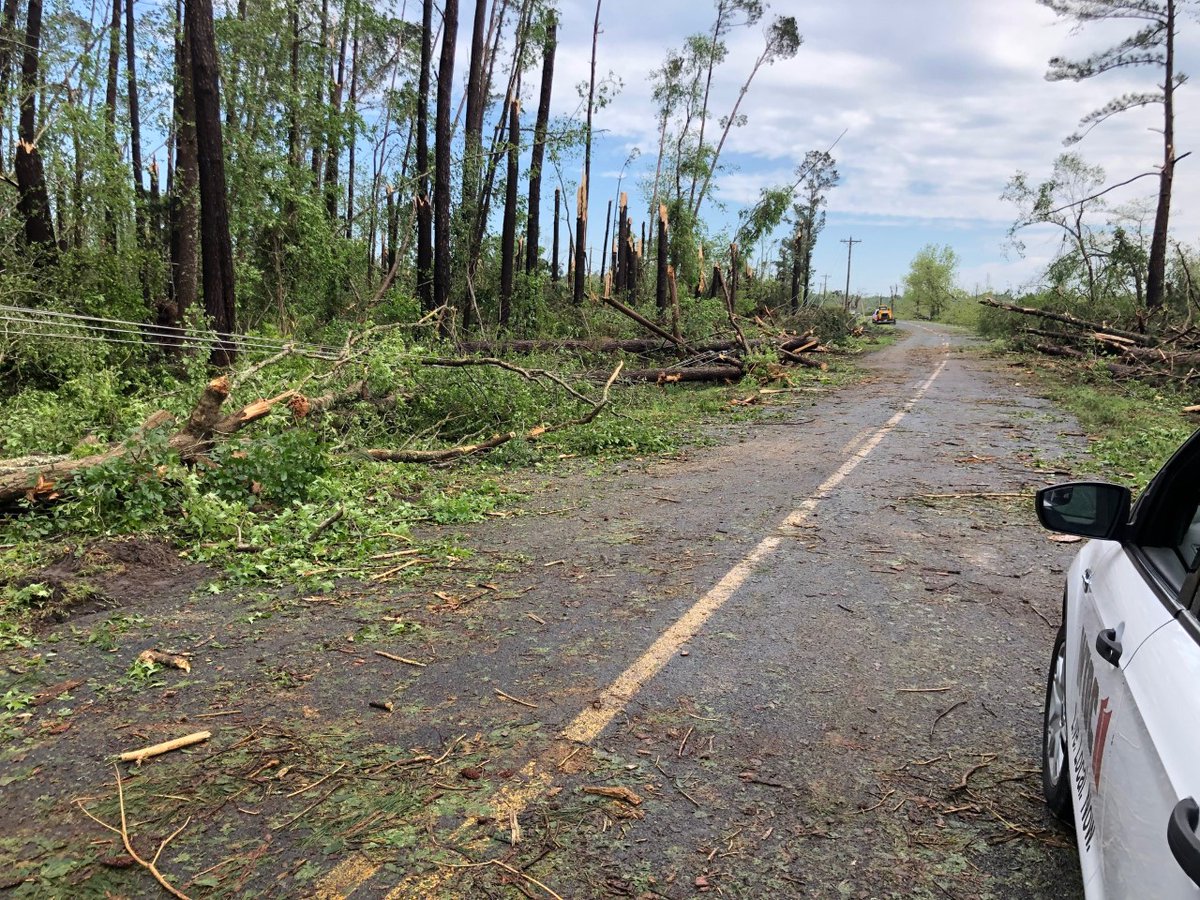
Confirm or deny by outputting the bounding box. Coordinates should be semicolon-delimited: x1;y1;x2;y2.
321;358;949;899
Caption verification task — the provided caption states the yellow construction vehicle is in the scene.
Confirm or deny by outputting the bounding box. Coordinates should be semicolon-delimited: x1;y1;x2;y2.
871;304;895;325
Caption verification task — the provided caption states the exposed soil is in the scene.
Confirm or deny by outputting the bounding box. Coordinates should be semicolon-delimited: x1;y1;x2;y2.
0;324;1088;899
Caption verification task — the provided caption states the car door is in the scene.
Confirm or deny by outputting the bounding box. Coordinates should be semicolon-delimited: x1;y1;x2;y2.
1063;538;1175;892
1098;606;1200;899
1087;479;1200;898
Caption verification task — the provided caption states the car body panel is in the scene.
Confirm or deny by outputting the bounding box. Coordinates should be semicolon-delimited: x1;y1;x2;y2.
1098;616;1200;898
1040;428;1200;897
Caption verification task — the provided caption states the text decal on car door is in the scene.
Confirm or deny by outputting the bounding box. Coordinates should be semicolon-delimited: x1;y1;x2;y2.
1071;627;1115;852
1077;628;1114;788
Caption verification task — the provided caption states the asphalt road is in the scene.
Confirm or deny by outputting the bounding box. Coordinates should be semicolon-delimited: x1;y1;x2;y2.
313;322;1087;898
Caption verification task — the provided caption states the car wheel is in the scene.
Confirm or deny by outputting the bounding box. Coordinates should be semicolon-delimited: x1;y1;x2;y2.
1042;626;1073;821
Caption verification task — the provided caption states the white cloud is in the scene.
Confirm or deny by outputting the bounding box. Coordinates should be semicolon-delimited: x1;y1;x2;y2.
530;0;1199;293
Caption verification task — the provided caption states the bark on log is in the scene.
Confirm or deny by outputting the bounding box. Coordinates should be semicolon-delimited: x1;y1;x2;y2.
606;365;744;384
779;348;827;370
1034;342;1087;359
980;297;1153;346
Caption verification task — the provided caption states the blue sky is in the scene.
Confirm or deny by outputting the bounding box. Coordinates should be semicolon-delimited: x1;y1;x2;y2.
523;0;1200;298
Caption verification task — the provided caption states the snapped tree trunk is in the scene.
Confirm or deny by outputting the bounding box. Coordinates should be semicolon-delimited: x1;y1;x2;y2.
14;0;57;257
1146;0;1176;309
499;95;519;326
575;0;602;303
655;204;668;312
551;188;561;282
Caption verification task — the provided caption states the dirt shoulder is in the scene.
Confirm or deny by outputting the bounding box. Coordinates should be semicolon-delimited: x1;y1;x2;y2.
1;324;1086;899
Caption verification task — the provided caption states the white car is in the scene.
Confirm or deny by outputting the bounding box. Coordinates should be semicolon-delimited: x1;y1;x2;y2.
1038;449;1200;899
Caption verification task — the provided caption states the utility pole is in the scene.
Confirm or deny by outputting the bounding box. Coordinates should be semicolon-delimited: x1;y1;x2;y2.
841;236;861;311
821;273;829;304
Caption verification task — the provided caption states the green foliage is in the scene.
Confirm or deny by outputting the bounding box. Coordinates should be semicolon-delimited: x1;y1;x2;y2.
206;429;329;507
0;369;155;456
52;429;181;535
903;245;963;320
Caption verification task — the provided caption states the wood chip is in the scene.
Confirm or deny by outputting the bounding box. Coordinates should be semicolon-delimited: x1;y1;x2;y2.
137;650;191;674
582;785;643;806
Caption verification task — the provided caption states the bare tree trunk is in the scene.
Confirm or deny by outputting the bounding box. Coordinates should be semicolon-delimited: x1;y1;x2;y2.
574;177;587;303
310;0;329;184
552;187;560;282
499;95;519;325
599;198;611;282
104;0;120;245
615;194;628;293
415;0;434;312
324;8;349;221
461;0;487;277
433;0;459;317
790;234;801;311
168;0;199;337
1147;0;1176;309
655;204;668;312
525;11;556;275
0;0;21;173
15;0;56;257
345;14;359;241
126;0;152;307
187;0;237;365
575;0;602;303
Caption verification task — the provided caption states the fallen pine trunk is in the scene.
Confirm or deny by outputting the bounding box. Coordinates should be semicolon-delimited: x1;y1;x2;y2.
1034;342;1087;359
980;297;1153;346
605;365;744;384
779;348;827;370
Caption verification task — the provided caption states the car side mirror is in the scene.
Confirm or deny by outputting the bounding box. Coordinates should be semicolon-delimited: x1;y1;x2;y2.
1036;482;1131;541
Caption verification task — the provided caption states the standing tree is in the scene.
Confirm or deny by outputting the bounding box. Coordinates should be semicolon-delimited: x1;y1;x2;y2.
686;0;764;211
168;0;199;335
575;0;603;304
415;0;434;311
525;9;556;275
14;0;56;257
1040;0;1186;309
0;0;19;173
903;244;961;320
433;0;459;317
790;150;839;307
692;15;801;220
187;0;237;364
461;0;487;278
499;95;519;325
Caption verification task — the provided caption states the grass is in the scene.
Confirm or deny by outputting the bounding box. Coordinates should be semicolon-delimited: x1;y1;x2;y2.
1030;360;1195;486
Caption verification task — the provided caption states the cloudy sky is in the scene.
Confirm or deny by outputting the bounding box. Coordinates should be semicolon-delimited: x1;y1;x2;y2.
527;0;1199;298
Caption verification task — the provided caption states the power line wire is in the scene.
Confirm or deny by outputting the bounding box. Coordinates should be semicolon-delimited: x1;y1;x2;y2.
0;304;343;355
0;325;340;358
